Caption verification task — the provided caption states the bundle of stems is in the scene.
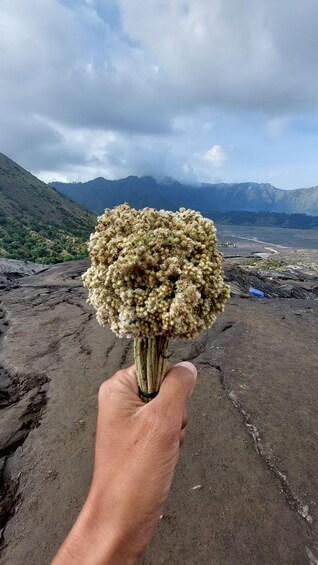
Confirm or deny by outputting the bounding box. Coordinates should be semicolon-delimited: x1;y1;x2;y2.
134;336;169;402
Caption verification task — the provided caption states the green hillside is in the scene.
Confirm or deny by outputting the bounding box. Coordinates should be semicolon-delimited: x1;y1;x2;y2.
0;153;96;263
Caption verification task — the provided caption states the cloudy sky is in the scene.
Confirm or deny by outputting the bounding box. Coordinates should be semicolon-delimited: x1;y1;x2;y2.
1;0;318;188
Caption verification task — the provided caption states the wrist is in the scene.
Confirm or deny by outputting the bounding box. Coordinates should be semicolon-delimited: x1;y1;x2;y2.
52;491;137;565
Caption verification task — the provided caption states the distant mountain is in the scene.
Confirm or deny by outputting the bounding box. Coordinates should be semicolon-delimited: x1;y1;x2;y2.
0;153;96;263
51;176;318;216
52;176;178;213
207;211;318;229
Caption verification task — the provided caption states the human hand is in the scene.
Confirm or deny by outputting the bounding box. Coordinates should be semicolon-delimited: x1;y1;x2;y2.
52;361;197;565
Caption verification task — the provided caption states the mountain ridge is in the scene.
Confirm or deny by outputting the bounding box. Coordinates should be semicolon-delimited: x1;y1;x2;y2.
51;176;318;216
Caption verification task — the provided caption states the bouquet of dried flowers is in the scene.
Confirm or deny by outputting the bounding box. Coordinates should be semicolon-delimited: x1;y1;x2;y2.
82;204;229;401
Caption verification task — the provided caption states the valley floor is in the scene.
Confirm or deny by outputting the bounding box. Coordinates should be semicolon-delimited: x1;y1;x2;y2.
216;224;318;250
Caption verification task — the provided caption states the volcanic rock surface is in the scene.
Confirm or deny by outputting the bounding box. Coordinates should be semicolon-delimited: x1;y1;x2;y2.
0;260;317;564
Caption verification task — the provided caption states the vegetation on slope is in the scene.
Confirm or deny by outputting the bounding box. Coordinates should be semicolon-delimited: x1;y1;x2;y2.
239;257;289;271
0;153;96;264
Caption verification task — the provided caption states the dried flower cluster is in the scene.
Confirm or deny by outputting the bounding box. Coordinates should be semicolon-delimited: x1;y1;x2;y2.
82;204;230;340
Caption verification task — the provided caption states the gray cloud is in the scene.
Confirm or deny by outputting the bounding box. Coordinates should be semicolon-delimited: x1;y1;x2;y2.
118;0;318;113
0;0;173;133
1;0;318;185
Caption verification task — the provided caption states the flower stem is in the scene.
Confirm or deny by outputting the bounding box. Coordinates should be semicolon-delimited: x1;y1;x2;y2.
134;336;169;403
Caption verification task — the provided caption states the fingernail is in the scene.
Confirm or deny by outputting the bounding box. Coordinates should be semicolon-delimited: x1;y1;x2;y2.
175;361;197;378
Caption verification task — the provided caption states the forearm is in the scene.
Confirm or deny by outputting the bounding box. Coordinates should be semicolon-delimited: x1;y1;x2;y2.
52;492;137;565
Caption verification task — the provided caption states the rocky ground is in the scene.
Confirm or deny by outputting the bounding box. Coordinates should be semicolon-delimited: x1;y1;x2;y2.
0;259;47;289
0;257;317;564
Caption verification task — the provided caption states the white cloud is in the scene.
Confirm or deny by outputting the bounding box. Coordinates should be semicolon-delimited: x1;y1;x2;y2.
267;168;290;179
202;145;227;167
267;118;290;137
172;116;195;132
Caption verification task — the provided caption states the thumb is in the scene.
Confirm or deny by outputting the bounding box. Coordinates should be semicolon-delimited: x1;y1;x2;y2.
155;361;197;410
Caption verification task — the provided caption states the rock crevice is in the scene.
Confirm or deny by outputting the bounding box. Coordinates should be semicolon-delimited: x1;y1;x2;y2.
200;360;314;528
